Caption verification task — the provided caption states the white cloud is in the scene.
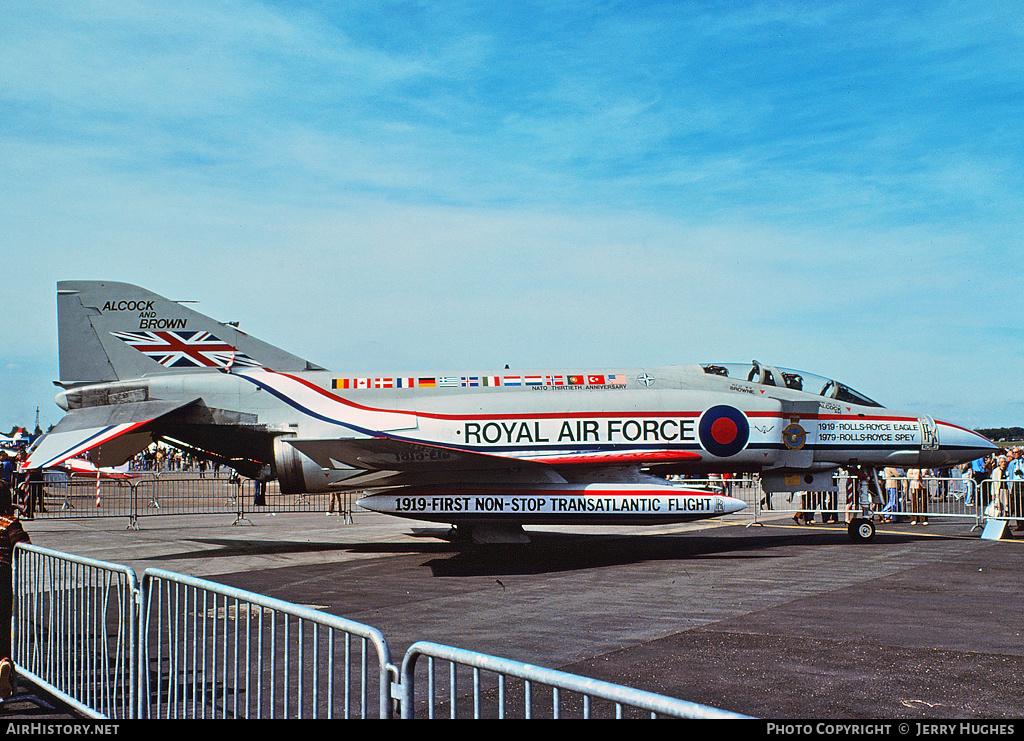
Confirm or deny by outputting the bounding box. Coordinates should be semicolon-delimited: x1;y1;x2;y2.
1;1;1022;431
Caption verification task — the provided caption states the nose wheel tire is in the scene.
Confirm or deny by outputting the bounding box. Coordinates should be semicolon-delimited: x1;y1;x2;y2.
848;518;876;542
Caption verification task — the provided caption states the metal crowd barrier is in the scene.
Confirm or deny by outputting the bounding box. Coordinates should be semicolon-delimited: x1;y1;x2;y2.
12;544;741;720
12;544;140;719
31;471;355;528
141;569;392;719
400;641;749;719
734;475;982;527
33;471;988;531
978;477;1024;529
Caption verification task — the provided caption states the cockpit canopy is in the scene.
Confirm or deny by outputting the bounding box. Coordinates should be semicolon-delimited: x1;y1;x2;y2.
702;360;882;408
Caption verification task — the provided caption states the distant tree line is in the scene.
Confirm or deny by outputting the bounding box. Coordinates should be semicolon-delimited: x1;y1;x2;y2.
6;425;44;438
977;427;1024;443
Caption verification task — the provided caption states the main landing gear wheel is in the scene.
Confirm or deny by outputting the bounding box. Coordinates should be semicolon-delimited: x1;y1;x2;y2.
848;518;876;542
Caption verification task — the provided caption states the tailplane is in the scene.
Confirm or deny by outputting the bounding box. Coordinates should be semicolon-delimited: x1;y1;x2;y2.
57;281;324;384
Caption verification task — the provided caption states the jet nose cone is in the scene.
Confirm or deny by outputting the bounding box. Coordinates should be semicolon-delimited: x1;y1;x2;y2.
928;421;998;467
722;496;747;515
357;494;387;513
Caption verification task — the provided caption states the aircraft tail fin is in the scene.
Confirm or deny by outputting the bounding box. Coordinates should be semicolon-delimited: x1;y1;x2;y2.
57;281;324;384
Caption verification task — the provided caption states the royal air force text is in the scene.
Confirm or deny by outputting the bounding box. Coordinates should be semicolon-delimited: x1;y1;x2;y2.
464;419;919;446
463;419;696;445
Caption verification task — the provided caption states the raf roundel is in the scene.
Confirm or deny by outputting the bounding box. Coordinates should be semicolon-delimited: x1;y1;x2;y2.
697;405;750;458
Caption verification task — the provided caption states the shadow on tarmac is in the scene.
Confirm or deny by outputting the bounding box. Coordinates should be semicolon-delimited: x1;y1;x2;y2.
156;522;963;579
419;526;960;577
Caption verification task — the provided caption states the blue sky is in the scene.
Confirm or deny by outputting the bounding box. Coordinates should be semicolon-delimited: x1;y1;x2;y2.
1;1;1022;434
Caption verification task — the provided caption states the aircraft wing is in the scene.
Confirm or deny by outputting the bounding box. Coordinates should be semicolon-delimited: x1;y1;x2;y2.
287;437;702;475
25;399;199;470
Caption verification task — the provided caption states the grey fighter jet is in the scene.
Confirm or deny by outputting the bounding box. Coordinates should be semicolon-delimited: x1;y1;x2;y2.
26;281;995;542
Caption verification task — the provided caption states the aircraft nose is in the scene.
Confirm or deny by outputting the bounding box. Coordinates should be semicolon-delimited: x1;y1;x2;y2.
927;421;998;467
721;496;747;515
